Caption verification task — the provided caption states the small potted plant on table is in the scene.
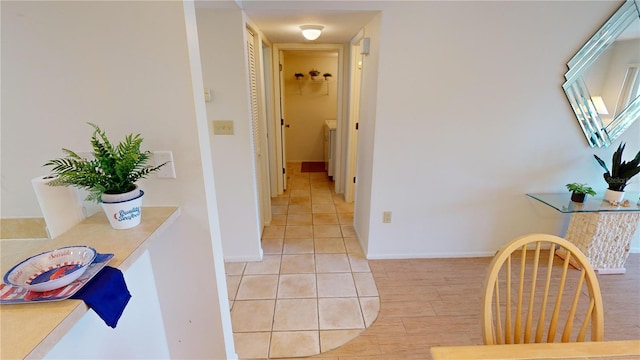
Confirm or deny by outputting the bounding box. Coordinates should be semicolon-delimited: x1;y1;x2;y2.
566;183;596;203
44;123;168;229
594;142;640;204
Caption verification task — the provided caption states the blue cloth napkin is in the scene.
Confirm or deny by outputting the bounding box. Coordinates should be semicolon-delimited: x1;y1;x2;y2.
71;266;131;328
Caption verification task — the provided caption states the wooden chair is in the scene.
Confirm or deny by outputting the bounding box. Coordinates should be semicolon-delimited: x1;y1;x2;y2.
482;234;604;345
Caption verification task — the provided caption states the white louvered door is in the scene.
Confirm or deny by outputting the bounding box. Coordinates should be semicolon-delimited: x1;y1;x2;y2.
246;28;270;230
247;30;260;157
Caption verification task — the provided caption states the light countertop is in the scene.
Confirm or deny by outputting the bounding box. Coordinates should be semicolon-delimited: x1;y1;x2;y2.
0;206;180;359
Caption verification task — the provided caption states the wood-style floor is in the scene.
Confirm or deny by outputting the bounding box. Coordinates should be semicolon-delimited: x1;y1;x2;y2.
300;253;640;360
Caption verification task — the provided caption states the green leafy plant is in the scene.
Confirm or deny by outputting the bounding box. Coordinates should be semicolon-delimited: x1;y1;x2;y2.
593;142;640;192
44;123;167;202
565;183;596;196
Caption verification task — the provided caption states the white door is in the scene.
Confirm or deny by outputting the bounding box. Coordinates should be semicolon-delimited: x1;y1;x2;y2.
346;35;364;203
246;28;271;228
267;48;287;195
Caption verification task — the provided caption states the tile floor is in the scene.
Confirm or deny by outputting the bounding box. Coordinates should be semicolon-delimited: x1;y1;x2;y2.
225;162;380;359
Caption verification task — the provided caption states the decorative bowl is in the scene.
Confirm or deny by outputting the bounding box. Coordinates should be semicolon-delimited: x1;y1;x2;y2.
3;246;97;292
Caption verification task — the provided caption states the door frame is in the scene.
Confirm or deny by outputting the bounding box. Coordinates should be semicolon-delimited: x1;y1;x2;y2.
270;43;345;195
262;39;278;198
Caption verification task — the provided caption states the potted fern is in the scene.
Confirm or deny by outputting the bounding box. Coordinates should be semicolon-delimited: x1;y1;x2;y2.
565;183;596;203
593;142;640;204
44;123;167;229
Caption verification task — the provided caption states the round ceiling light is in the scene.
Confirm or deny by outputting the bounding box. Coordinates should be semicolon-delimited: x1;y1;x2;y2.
300;25;324;41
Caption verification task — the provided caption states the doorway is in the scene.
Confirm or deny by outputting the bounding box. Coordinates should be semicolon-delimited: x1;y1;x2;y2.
282;50;338;176
270;43;345;197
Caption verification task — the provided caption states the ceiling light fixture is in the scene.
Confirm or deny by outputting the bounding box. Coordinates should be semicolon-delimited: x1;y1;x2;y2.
300;25;324;41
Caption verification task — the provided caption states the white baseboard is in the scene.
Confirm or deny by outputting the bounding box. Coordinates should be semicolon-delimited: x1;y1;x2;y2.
596;268;626;275
224;254;263;262
366;251;495;260
367;248;639;260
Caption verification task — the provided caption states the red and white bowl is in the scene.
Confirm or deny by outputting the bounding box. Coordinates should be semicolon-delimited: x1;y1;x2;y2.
3;246;96;292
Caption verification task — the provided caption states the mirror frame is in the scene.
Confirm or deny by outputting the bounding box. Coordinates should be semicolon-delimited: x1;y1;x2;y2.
562;0;640;148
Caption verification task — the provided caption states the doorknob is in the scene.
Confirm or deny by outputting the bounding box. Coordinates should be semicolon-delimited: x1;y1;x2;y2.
285;124;290;128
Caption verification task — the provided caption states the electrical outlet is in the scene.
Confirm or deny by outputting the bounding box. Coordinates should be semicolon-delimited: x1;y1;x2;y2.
153;151;176;178
212;120;234;135
383;211;392;223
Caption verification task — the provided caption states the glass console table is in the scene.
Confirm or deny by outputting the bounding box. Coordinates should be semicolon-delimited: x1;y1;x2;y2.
527;193;640;274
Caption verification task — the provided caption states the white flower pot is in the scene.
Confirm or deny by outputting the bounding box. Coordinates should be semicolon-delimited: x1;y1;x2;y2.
603;189;624;204
101;190;144;229
101;186;141;203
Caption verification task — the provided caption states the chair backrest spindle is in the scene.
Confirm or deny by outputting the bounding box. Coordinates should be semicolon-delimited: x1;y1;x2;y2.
524;243;542;343
505;255;512;344
514;246;527;343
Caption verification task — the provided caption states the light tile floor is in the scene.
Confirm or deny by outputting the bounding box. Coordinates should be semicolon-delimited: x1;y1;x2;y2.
226;162;380;359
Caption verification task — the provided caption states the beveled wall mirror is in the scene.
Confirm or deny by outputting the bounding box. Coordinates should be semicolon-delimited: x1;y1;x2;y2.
563;0;640;148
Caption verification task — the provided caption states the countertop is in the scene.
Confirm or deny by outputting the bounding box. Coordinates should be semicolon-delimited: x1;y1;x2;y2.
0;206;180;359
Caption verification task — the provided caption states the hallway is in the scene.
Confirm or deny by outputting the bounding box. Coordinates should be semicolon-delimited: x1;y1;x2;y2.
225;162;379;359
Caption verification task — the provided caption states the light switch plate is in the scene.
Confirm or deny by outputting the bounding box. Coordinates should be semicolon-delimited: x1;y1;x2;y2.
153;151;176;178
212;120;234;135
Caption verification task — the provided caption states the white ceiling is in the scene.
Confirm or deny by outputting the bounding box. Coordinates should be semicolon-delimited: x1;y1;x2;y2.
195;0;380;43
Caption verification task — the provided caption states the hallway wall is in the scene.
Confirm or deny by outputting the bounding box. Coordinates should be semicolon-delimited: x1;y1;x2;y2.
196;8;263;262
354;0;640;258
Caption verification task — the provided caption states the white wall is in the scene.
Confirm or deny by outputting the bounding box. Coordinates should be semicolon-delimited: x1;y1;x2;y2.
196;8;263;262
354;1;640;258
353;14;382;256
1;1;235;358
283;52;339;162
